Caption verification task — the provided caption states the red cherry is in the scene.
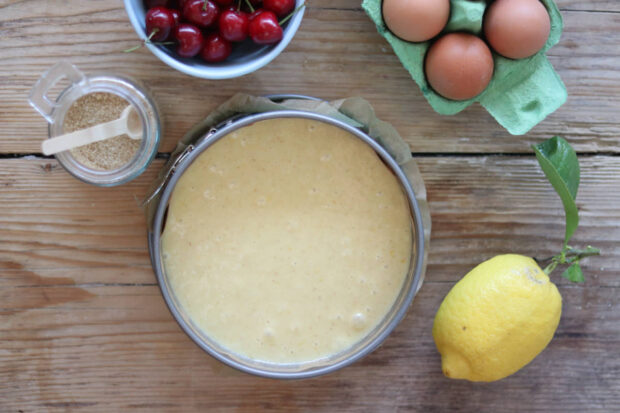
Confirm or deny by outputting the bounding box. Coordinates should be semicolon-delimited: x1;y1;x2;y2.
248;10;282;44
218;9;249;42
170;9;181;27
201;33;232;62
177;0;191;8
183;0;220;28
175;24;205;57
212;0;234;5
146;7;176;41
249;8;264;20
263;0;294;18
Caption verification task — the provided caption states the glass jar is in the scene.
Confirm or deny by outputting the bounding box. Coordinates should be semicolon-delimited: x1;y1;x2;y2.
29;62;161;186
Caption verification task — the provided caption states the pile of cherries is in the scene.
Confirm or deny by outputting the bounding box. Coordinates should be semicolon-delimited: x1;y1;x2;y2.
142;0;299;62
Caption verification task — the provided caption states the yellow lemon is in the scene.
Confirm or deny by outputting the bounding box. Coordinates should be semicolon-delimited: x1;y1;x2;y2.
432;254;562;382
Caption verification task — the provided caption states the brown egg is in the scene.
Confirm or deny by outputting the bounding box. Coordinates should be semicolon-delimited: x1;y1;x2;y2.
424;33;495;101
383;0;451;43
484;0;551;59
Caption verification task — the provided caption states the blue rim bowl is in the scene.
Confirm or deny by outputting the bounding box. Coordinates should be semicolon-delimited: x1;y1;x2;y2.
124;0;305;79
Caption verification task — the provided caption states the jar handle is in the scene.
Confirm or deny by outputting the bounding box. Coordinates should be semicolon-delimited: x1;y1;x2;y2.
28;62;86;123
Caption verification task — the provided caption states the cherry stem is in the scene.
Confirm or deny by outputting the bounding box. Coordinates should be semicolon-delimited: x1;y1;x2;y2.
124;29;157;52
237;0;241;12
244;0;254;13
123;29;173;53
124;44;143;53
203;0;208;11
279;3;305;25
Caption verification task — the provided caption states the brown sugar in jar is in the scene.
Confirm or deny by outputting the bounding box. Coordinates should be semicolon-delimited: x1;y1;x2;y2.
29;63;161;186
64;92;142;171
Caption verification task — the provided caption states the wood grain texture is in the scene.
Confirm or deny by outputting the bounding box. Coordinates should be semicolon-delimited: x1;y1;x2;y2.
1;0;619;411
1;156;618;412
305;1;620;12
1;284;618;412
552;1;620;11
1;1;619;153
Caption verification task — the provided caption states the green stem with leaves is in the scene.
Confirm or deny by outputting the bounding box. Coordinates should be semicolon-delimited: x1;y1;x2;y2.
532;136;601;283
543;246;601;282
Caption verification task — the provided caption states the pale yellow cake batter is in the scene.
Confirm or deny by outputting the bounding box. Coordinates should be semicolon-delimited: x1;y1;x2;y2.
161;118;412;364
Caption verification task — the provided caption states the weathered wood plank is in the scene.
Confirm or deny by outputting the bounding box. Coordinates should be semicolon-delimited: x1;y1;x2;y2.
560;1;620;11
0;158;154;286
422;155;620;287
0;4;619;154
1;0;618;411
0;154;618;410
0;283;617;412
308;0;620;12
1;155;617;288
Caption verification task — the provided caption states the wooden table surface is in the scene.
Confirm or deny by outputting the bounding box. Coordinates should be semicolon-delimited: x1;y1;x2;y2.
1;0;619;411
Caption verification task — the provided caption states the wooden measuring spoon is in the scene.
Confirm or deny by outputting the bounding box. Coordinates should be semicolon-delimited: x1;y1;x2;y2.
42;106;142;156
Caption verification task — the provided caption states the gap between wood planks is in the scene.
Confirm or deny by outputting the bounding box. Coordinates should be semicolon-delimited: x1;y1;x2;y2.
0;152;619;160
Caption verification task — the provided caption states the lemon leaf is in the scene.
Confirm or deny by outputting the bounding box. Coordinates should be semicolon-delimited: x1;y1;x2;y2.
562;263;585;283
532;137;580;246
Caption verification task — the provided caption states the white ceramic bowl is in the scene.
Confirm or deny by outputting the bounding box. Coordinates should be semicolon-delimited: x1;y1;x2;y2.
124;0;305;79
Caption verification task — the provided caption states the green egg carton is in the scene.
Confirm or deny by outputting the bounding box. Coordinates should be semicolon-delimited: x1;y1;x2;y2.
362;0;567;135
